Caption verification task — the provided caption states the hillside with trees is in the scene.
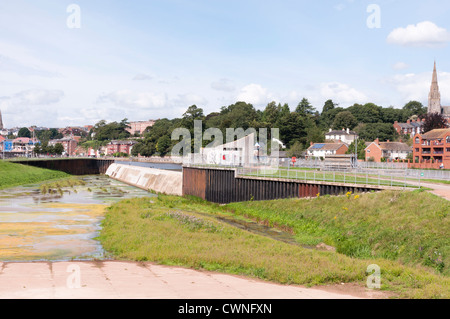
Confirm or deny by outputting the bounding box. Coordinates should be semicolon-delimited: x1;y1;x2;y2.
126;99;427;158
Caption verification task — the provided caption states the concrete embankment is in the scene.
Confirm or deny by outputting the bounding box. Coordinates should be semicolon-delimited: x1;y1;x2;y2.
105;163;182;196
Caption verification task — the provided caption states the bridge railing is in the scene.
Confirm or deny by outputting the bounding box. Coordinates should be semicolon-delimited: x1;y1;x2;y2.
235;167;420;189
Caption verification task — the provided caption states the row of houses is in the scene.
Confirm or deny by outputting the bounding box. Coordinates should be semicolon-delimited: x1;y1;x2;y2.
307;127;450;169
0;135;138;158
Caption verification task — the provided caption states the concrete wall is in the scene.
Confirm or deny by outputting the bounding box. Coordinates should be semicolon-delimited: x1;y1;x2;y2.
106;163;182;196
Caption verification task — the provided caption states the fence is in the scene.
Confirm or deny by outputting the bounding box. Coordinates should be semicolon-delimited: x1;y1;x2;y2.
235;167;420;189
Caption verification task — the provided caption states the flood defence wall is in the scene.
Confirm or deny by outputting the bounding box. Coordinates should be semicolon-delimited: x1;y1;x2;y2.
183;166;391;204
106;163;182;196
14;159;114;175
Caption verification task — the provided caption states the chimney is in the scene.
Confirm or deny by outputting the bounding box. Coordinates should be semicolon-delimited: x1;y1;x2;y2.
310;141;314;147
407;120;410;124
329;128;332;132
394;121;398;125
346;128;350;134
375;138;379;145
387;139;390;143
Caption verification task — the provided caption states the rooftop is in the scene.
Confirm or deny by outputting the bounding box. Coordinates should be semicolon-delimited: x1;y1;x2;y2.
308;143;347;151
422;128;450;140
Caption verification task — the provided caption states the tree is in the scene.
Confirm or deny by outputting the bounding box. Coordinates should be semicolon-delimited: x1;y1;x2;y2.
295;98;315;116
403;101;427;117
346;139;366;160
332;111;358;130
18;127;31;138
54;143;64;155
321;99;336;114
92;119;131;141
422;112;448;133
356;123;398;141
286;141;304;158
183;105;204;121
276;112;307;148
156;135;171;156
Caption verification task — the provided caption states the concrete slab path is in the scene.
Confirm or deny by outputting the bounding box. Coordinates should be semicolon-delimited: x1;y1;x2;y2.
0;261;387;299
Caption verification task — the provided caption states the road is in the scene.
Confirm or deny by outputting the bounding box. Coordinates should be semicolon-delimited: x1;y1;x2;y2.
0;261;389;299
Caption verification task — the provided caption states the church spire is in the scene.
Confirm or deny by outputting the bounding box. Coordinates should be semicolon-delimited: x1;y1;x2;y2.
428;61;441;114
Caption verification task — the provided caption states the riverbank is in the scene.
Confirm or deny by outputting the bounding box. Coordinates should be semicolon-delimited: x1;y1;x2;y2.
98;193;450;299
0;160;70;190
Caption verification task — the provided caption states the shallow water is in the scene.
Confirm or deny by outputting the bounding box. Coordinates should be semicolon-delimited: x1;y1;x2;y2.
0;176;154;262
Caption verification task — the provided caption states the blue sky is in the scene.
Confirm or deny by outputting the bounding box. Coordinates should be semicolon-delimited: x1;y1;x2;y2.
2;0;450;128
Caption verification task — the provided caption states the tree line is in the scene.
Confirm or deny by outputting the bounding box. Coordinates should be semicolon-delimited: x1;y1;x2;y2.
123;99;430;158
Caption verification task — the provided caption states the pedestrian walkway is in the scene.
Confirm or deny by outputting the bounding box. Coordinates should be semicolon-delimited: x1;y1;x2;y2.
0;261;387;299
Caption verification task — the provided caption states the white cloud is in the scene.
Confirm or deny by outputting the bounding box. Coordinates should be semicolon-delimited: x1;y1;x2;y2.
387;21;450;47
236;84;276;106
211;79;236;92
319;82;368;104
97;90;168;109
132;73;153;81
0;89;64;113
393;62;409;70
385;70;450;106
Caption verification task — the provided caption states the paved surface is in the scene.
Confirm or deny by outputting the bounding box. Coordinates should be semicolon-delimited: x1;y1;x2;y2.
0;261;384;299
421;181;450;201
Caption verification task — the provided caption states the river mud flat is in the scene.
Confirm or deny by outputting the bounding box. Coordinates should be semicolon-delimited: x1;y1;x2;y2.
0;176;153;262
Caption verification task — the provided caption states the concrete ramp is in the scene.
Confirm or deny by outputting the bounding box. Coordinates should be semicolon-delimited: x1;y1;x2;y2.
106;163;182;196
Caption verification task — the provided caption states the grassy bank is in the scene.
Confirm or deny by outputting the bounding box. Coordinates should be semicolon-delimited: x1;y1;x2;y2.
226;190;449;276
99;193;450;298
0;160;70;190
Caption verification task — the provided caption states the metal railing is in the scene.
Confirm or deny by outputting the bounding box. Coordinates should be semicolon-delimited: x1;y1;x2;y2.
235;167;420;189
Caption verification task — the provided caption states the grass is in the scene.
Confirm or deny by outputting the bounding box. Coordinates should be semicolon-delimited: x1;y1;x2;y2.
0;160;70;190
99;192;450;299
227;190;450;276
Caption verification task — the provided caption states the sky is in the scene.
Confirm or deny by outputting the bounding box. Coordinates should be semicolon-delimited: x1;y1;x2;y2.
2;0;450;128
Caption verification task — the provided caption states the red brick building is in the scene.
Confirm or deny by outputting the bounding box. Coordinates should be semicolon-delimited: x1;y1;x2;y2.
49;137;78;156
126;120;155;136
106;140;137;156
365;139;412;162
393;119;424;137
411;128;450;169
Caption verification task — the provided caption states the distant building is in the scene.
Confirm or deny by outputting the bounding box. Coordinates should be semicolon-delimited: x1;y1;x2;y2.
49;137;78;156
106;140;138;156
428;61;450;119
0;109;3;130
10;137;39;156
325;128;358;145
59;127;87;137
307;142;348;159
412;128;450;169
364;138;412;162
393;119;424;137
126;120;156;136
198;133;259;166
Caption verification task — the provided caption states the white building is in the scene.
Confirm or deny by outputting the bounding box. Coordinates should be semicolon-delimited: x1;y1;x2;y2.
325;128;358;145
198;133;257;166
306;142;349;159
